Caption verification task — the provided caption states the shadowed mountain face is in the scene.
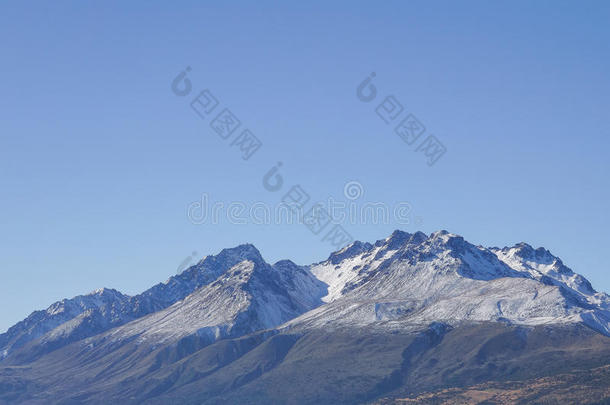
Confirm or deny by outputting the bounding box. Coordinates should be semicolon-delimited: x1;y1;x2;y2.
1;230;609;404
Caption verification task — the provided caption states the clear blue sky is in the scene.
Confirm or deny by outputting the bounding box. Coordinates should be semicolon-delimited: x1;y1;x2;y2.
1;1;609;332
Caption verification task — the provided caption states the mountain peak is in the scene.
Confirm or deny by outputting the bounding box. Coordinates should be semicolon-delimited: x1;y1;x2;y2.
498;242;557;266
389;229;410;239
429;229;457;240
273;259;299;269
224;242;260;254
217;243;264;263
88;287;126;299
385;229;411;248
326;240;373;264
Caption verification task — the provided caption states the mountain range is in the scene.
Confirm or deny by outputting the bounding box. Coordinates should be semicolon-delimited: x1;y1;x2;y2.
1;230;609;404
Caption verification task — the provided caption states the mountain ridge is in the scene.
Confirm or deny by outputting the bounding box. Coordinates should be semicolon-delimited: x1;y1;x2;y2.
0;243;274;361
1;229;610;404
2;229;609;363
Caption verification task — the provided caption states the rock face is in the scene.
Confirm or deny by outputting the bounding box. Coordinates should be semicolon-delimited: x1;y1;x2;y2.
1;230;609;404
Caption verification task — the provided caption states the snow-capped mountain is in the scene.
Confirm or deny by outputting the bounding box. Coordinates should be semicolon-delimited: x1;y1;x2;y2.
103;253;326;345
292;230;610;334
0;244;313;361
492;242;607;307
0;287;130;360
1;230;610;404
2;229;609;364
